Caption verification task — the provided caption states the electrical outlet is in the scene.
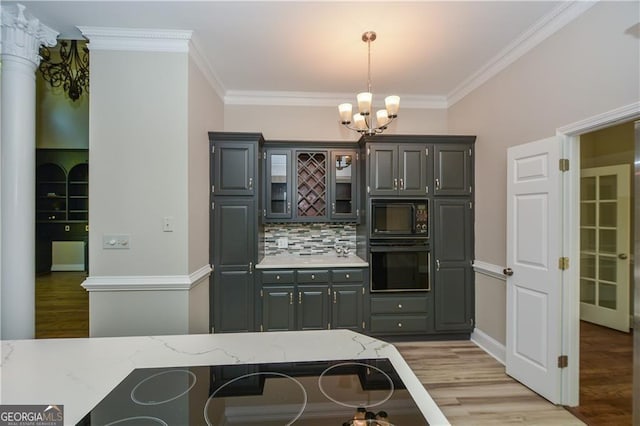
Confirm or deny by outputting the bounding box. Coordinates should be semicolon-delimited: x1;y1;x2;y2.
277;237;288;248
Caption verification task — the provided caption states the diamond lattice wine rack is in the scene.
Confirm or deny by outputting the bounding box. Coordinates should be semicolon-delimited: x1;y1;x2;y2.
297;152;327;217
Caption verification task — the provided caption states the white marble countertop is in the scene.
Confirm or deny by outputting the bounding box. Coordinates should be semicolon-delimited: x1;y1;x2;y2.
0;330;448;425
256;253;368;269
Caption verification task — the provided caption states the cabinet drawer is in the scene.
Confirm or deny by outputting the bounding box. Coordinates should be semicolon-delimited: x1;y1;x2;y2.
261;270;294;284
370;315;429;333
297;270;329;283
331;269;363;283
371;295;429;314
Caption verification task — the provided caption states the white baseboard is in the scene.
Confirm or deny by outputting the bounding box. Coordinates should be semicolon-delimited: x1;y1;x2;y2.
51;263;85;272
471;328;506;365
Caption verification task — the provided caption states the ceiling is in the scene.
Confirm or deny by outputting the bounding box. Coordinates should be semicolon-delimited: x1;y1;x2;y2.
7;1;579;107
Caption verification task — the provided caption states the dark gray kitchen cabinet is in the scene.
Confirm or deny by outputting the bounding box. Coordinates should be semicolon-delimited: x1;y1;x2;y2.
434;144;473;196
262;144;359;223
330;150;358;221
209;132;262;334
298;285;330;330
368;143;429;196
262;285;295;331
211;132;261;196
211;197;256;333
433;198;474;332
259;268;366;332
369;294;433;335
332;284;364;331
264;149;293;219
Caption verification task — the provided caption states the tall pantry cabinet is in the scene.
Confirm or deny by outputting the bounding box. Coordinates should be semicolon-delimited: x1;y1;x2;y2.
209;132;263;333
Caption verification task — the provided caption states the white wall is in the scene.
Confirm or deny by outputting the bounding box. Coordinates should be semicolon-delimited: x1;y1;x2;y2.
448;1;640;344
224;104;448;140
188;54;224;273
88;50;189;276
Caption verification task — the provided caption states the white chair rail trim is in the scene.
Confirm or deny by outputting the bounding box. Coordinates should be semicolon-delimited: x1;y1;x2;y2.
82;264;212;291
472;260;506;281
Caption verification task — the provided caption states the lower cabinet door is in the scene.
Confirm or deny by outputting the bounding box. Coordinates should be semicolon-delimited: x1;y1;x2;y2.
297;285;330;330
332;284;364;331
262;286;295;331
213;269;254;333
434;266;474;331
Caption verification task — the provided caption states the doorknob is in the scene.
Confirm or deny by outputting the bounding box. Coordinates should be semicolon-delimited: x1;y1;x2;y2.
503;267;514;276
618;253;628;260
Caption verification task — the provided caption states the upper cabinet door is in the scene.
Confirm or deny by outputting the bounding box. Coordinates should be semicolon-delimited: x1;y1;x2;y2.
434;144;473;196
398;144;429;197
265;149;293;219
368;144;398;196
213;141;256;196
330;150;358;221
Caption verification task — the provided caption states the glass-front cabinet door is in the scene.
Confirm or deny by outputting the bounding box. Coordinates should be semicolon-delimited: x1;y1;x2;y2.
330;150;358;221
265;150;292;219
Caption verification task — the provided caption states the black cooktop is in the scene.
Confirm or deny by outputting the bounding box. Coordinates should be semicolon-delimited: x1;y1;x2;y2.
77;358;428;425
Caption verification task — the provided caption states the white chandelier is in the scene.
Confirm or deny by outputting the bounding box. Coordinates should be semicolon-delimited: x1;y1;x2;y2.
338;31;400;136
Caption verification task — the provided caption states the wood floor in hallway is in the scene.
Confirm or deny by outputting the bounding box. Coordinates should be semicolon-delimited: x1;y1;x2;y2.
35;273;631;425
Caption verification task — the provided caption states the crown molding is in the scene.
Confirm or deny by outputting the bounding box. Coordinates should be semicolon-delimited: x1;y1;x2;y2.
447;0;598;107
78;26;192;52
225;90;447;109
556;101;640;136
82;264;212;291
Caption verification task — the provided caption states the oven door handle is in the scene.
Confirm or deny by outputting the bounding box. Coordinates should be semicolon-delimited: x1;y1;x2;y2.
369;244;428;252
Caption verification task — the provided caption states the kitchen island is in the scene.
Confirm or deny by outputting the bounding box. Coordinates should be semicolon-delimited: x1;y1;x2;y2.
1;330;448;425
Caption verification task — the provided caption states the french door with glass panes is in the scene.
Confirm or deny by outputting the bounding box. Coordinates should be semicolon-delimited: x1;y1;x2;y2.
580;165;631;332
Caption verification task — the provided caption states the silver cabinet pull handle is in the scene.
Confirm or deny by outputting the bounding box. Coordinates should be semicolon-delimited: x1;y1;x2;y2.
289;292;293;305
436;259;440;271
332;202;336;214
503;267;513;276
333;292;337;304
393;178;398;190
249;262;253;274
311;274;315;280
435;178;440;191
399;178;404;190
619;253;628;260
298;292;302;304
248;177;253;190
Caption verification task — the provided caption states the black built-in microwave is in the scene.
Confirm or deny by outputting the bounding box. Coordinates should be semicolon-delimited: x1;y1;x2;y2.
370;199;428;239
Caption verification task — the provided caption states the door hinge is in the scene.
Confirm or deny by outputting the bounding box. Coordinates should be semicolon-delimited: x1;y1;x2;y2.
356;153;359;161
559;158;570;172
211;326;215;333
558;257;570;270
469;185;473;193
362;287;365;295
469;201;473;209
367;186;370;194
425;185;429;194
558;355;568;368
367;148;371;156
469;148;472;156
211;145;215;154
211;201;215;210
470;318;474;327
425;147;429;156
356;208;360;217
211;185;215;193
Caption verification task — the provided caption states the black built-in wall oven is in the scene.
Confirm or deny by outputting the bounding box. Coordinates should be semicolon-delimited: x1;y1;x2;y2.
369;199;431;292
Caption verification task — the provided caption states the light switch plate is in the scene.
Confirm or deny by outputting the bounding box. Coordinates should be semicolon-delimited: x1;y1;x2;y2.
103;234;131;249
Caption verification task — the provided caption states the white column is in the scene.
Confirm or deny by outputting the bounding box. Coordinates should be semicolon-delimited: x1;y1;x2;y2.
1;4;57;339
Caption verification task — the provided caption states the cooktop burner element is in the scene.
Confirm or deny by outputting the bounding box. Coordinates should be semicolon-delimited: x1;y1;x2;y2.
77;358;428;425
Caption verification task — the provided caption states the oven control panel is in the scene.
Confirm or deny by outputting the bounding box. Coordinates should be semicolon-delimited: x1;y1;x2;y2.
415;204;428;234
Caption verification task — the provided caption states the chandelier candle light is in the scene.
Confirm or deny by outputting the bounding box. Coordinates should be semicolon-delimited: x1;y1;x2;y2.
338;31;400;136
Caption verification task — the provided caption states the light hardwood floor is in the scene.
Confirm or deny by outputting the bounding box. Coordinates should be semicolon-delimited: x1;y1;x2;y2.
395;341;584;425
37;272;633;425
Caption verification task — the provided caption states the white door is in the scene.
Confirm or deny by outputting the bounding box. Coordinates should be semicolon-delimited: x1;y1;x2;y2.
506;136;563;404
580;165;630;332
